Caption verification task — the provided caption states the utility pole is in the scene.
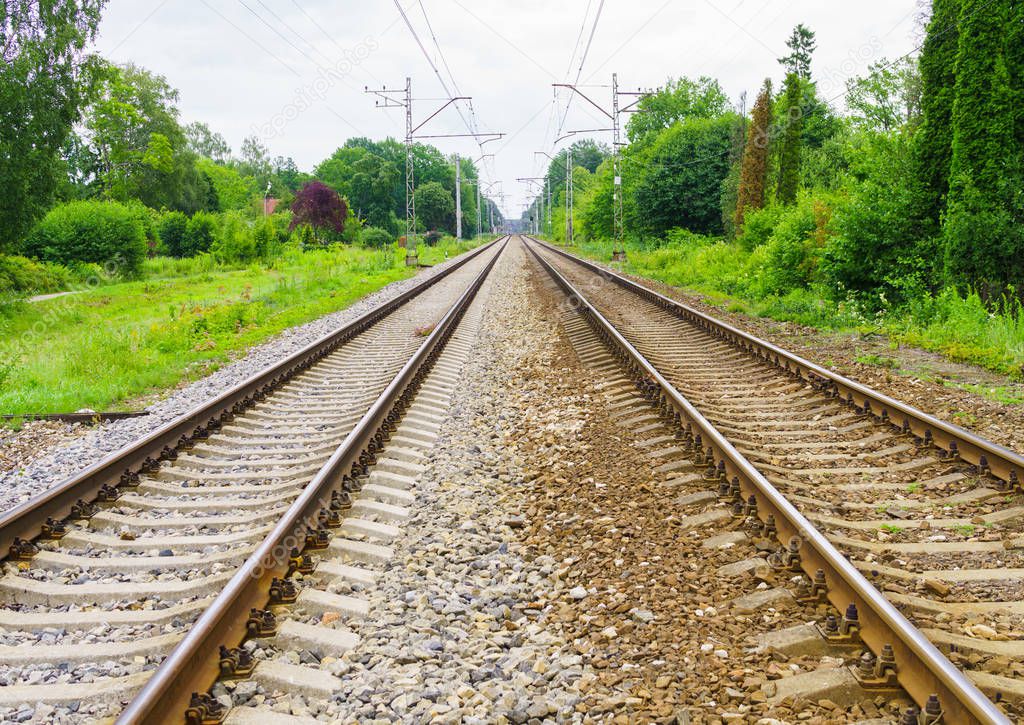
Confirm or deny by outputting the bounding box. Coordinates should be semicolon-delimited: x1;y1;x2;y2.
611;73;624;261
552;75;651;258
546;177;551;236
565;147;573;245
367;80;501;265
455;154;462;240
517;176;547;237
472;154;493;239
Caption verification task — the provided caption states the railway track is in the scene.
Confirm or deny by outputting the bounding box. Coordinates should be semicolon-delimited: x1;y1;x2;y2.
1;233;1020;723
524;235;1023;724
0;238;508;723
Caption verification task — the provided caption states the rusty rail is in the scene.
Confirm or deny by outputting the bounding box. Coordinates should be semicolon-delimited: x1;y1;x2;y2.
117;237;508;724
524;236;1008;725
0;237;506;563
528;236;1024;487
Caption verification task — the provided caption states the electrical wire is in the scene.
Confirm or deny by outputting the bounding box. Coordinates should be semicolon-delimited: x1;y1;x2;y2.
556;0;606;137
253;0;331;65
392;0;499;198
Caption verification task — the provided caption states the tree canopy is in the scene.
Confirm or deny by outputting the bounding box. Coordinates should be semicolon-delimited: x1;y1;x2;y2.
1;0;106;252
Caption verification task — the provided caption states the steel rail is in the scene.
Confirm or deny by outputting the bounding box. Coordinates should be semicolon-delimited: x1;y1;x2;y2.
523;237;1008;725
527;236;1024;487
0;237;507;561
117;237;508;724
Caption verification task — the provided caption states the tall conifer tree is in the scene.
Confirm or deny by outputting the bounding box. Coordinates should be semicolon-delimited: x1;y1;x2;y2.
943;0;1023;294
734;79;773;230
776;74;802;205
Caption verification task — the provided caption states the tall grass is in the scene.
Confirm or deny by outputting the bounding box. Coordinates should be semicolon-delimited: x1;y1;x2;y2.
571;236;1024;380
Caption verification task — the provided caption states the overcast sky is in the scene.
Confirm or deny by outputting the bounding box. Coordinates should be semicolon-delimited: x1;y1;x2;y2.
94;0;923;216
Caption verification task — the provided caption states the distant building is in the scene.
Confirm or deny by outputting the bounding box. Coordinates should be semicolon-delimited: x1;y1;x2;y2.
263;197;280;216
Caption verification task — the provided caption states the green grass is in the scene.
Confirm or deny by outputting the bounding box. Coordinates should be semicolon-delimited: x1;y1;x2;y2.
855;353;900;369
566;236;1024;383
0;237;486;415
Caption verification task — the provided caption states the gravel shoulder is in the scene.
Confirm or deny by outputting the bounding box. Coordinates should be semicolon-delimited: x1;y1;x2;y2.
0;251;479;515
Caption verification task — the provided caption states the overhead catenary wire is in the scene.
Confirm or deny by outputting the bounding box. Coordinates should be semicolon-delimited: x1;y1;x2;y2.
556;0;607;138
253;0;331;65
390;0;501;211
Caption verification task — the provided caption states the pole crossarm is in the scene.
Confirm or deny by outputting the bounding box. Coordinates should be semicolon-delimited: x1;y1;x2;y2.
554;128;613;146
413;132;503;140
411;96;471;134
553;83;613;120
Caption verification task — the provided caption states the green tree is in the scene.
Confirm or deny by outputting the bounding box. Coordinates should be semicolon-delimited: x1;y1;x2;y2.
778;24;816;79
157;210;188;257
734;79;773;230
846;58;923;132
913;0;960;234
183;211;218;256
776;73;803;205
414;181;455;234
80;62;214;213
942;0;1024;296
184;121;231;162
197;158;256;210
823;131;930;305
239;135;271;180
632;116;735;236
627;76;730;142
1;0;106;252
24;199;147;273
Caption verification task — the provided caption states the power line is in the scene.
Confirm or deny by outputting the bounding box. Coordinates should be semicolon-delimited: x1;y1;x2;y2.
391;0;499;193
200;0;301;77
236;0;321;67
253;0;330;65
557;0;606;137
564;0;594;79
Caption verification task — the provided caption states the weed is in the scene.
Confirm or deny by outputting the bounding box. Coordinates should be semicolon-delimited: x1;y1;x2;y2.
855;353;899;369
880;524;903;534
953;524;976;536
950;410;979;427
906;482;921;494
572;237;1024;380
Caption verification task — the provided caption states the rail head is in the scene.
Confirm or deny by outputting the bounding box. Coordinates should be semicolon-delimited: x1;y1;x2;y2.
117;238;509;725
526;235;1024;486
0;237;508;563
522;236;1009;725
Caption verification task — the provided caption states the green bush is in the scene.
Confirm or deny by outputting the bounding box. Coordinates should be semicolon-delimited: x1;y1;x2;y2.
361;227;394;248
157;211;189;257
126;201;161;257
0;255;72;294
253;216;281;260
24;201;147;275
736;205;784;251
759;197;820;294
183;212;219;257
211;211;257;264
